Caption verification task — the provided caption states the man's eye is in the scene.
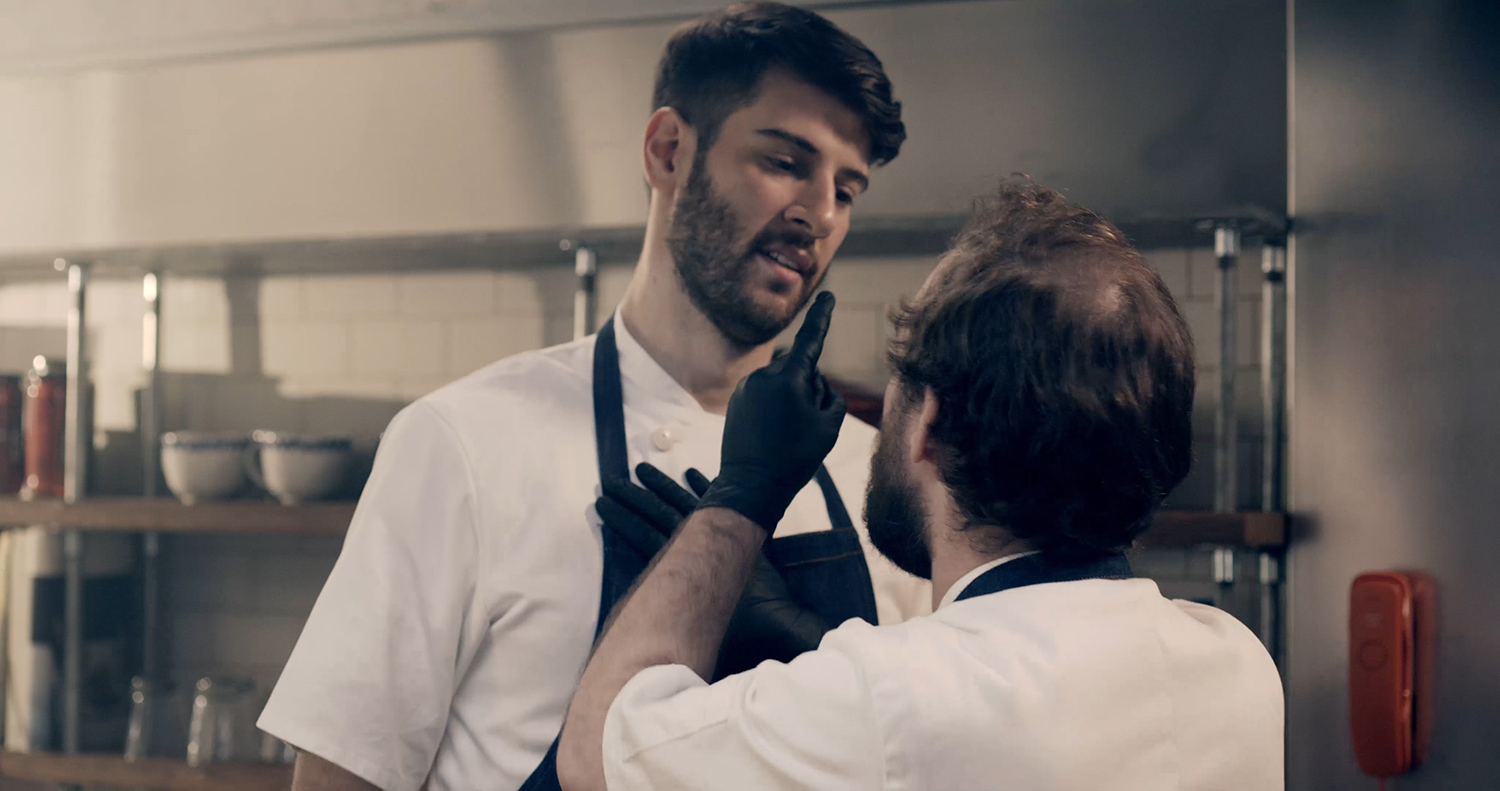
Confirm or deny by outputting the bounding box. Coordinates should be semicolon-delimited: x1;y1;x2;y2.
836;189;855;205
768;157;798;173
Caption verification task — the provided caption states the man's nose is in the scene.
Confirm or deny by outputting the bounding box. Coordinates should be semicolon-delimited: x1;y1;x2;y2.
782;178;838;240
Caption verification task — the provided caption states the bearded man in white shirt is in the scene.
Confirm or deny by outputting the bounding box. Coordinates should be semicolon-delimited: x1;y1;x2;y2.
258;4;930;790
558;180;1286;791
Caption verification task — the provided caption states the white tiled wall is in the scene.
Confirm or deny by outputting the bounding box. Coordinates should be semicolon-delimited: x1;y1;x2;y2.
0;244;1275;752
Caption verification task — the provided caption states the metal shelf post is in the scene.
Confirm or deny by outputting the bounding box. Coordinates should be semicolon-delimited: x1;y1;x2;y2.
1258;242;1288;663
569;243;598;340
1213;225;1241;514
139;272;163;755
61;260;91;755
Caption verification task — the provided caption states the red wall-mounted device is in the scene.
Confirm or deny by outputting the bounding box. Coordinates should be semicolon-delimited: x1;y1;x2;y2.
1349;570;1436;778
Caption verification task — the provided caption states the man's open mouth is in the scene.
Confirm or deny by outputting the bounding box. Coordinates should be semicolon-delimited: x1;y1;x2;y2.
760;247;810;277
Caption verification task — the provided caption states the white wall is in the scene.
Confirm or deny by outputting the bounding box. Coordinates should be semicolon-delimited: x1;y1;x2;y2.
0;0;883;72
0;245;1266;449
0;0;1284;255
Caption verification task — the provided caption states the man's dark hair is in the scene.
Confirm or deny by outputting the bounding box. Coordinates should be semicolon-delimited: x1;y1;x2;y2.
652;2;905;165
888;180;1196;558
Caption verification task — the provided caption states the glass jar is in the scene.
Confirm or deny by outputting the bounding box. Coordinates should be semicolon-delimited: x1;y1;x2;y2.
0;374;22;494
186;677;256;768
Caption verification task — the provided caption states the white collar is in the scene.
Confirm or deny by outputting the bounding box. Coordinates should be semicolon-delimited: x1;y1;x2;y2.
611;309;721;419
936;551;1042;610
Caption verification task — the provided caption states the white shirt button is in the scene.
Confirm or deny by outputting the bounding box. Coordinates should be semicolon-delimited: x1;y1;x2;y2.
650;427;676;452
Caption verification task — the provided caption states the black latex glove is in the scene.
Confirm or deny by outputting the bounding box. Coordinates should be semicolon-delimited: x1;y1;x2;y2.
694;292;848;532
597;463;832;675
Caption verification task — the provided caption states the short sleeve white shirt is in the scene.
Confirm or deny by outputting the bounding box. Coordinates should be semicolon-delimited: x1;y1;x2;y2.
257;319;931;791
603;573;1285;791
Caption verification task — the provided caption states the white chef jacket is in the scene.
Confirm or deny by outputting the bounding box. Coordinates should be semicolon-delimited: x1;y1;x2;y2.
603;554;1285;791
256;317;931;791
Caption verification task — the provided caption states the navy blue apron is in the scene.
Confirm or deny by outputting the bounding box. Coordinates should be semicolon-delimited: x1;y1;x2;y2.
953;552;1134;602
517;318;878;791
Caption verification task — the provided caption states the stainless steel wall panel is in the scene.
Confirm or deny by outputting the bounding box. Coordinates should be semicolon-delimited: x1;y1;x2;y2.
1287;0;1500;786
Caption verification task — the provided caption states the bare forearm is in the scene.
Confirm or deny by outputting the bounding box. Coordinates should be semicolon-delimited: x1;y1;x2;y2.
597;507;764;676
291;750;381;791
557;506;765;791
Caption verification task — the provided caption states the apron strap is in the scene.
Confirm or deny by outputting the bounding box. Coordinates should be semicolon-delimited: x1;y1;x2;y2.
813;466;853;529
592;318;630;485
590;318;643;638
955;552;1133;602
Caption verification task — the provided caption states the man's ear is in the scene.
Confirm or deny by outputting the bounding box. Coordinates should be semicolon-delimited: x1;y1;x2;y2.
642;107;696;195
908;387;942;467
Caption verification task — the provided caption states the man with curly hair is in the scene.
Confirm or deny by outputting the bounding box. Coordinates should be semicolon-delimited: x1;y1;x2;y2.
559;180;1285;791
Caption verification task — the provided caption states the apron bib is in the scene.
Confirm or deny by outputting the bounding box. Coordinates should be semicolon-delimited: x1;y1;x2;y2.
518;318;877;791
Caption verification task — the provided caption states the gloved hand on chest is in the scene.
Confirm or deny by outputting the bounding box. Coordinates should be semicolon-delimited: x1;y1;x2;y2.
597;462;832;676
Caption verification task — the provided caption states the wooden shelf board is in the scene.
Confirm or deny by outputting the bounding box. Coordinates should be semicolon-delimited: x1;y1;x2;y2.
0;497;354;535
0;212;1285;284
0;220;949;282
0;497;1283;548
1143;510;1286;549
0;751;290;791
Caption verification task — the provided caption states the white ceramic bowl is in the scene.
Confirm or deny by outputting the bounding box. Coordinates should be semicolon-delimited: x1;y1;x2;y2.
248;431;352;505
161;432;252;505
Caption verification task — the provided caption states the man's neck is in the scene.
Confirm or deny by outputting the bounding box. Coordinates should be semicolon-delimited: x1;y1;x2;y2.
616;242;776;416
928;521;1033;611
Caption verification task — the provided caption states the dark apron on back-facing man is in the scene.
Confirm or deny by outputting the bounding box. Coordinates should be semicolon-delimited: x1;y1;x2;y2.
518;318;878;791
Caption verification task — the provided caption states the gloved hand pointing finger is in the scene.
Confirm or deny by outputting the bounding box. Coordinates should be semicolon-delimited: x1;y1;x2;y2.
695;292;848;532
776;286;834;376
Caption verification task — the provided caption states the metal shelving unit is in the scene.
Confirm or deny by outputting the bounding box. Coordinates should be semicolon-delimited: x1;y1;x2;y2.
0;209;1291;787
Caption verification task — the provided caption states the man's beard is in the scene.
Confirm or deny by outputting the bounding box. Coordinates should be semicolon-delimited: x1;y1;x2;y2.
864;409;933;580
666;151;822;348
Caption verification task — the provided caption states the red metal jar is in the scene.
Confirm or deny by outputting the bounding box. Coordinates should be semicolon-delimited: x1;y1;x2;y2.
22;357;65;500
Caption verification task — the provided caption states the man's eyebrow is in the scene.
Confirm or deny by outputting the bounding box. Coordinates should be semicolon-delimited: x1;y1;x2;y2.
754;127;871;192
755;127;820;155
